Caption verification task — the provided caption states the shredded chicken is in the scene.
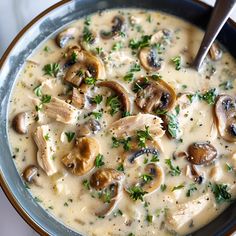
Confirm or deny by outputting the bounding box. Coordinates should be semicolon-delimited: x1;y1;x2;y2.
33;125;57;176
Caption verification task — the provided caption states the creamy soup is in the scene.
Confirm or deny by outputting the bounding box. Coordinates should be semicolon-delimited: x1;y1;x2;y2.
8;9;236;236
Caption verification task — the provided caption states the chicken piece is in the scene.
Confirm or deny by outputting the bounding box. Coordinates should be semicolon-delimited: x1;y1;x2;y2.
110;113;164;138
33;125;57;176
166;193;210;231
44;97;77;124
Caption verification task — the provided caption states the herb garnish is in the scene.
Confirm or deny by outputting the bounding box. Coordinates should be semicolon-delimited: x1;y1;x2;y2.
219;80;234;90
186;183;197;197
91;111;102;120
127;186;147;201
129;35;152;50
146;214;153;223
137;126;153;148
172;184;184;191
84;77;96;85
111;136;131;151
140;174;153;183
160;184;167;192
112;41;123;51
65;132;75;142
83;26;95;44
95;154;105;167
167;114;179;139
43;63;61;77
117;163;124;172
171;56;181;70
106;96;121;115
33;85;42;97
91;94;103;104
200;88;218;105
209;183;231;203
165;159;181;176
82;179;91;190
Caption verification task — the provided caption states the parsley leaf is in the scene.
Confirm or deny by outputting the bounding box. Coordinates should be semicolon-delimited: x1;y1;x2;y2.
200;88;218;104
172;184;184;191
95;154;105;167
137;126;153;148
82;179;91;190
83;26;95;44
117;164;124;172
209;183;231;204
33;85;42;97
91;111;102;120
186;183;197;197
129;35;152;50
171;56;181;71
165;159;181;176
43;63;61;77
112;41;123;51
84;77;96;85
160;184;167;192
106;96;121;115
127;186;147;201
65;132;75;142
140;174;153;183
91;95;103;104
167;114;179;139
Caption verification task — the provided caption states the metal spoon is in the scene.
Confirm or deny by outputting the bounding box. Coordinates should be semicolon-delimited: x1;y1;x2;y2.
192;0;236;71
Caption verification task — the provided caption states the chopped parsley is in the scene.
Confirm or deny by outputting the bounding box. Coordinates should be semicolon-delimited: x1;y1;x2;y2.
65;132;75;142
172;184;184;192
91;94;103;104
130;63;141;72
140;174;153;183
117;163;124;172
82;179;91;190
84;16;91;26
186;183;197;197
106;95;121;115
160;184;167;192
112;137;120;148
127;186;147;201
112;41;123;51
44;133;50;141
209;183;232;204
167;114;179;139
128;233;135;236
44;46;50;52
123;73;134;83
43;63;61;77
146;214;153;223
71;51;78;63
225;163;233;172
41;94;52;104
200;88;218;105
150;154;159;162
84;77;96;85
33;85;42;97
129;35;151;50
165;159;181;176
137;126;153;148
111;136;131;151
91;111;102;120
83;26;95;44
171;55;181;70
95;154;105;167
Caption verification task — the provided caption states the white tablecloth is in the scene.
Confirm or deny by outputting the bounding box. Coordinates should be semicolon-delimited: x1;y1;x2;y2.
0;0;235;235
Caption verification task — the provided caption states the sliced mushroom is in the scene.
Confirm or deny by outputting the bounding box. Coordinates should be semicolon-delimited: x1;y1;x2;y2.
22;165;38;183
187;142;217;165
33;125;57;176
98;80;131;114
64;49;106;86
215;95;236;142
56;27;77;48
100;15;125;39
77;118;101;137
12;112;28;134
150;29;171;44
141;164;164;193
71;87;85;109
209;42;222;61
139;47;163;72
43;97;77;124
62;137;99;176
110;113;164;138
135;77;176;113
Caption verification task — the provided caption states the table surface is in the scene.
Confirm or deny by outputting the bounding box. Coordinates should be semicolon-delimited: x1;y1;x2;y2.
0;0;236;235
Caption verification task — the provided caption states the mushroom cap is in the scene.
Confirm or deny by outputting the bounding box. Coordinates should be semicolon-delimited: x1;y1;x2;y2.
187;142;217;165
139;47;163;72
98;80;131;114
215;95;236;142
142;164;164;193
135;76;176;113
90;168;124;190
64;49;106;87
12;112;28;134
100;15;125;39
62;137;100;176
56;27;76;48
22;165;38;183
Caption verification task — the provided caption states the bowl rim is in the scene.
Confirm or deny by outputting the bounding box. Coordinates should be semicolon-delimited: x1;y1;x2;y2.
0;0;236;235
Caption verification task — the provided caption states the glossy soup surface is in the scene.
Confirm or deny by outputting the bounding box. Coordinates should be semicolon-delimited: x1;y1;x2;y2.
8;9;236;236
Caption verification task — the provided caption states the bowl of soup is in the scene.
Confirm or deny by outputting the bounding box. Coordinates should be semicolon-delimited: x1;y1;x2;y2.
0;0;236;235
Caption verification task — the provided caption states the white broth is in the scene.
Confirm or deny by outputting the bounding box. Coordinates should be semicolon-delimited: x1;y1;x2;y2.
8;9;236;236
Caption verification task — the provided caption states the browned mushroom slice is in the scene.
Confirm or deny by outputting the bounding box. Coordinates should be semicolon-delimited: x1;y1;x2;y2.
215;95;236;142
64;50;106;86
95;183;121;217
209;43;222;61
139;47;163;72
187;142;217;165
135;77;176;113
56;27;77;48
98;81;131;114
12;112;28;134
141;164;164;193
71;87;85;109
62;137;99;176
100;15;125;39
22;165;38;183
90;168;124;190
77;118;101;137
110;113;164;138
44;97;77;124
33;125;57;176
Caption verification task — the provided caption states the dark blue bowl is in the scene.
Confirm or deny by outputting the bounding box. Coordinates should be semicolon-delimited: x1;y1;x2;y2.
0;0;235;235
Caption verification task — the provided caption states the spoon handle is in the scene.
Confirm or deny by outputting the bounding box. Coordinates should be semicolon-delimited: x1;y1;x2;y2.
193;0;236;71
